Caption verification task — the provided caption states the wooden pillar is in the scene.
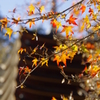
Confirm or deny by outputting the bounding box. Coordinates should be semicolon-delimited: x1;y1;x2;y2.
0;35;21;100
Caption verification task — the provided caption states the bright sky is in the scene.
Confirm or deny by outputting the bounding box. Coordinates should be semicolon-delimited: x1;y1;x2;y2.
0;0;87;37
0;0;72;34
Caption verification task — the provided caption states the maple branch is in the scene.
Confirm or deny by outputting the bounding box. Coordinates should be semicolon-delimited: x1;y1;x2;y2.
16;62;41;89
48;30;98;59
7;0;85;24
60;0;85;14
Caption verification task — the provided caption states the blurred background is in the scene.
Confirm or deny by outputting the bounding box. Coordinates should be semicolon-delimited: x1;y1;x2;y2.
0;0;86;100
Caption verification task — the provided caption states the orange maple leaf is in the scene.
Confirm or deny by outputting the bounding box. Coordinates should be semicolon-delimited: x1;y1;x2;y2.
61;52;70;66
80;4;86;14
53;54;61;66
24;66;31;74
66;14;77;25
0;18;9;30
82;66;88;73
51;97;57;100
28;19;35;28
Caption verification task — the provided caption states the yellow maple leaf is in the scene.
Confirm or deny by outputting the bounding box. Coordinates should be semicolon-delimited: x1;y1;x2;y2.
61;95;68;100
73;8;80;16
32;58;38;67
97;4;100;11
53;44;67;52
83;15;91;29
68;51;76;62
61;25;73;38
5;28;13;39
92;13;97;20
79;22;85;32
28;4;35;15
56;21;62;31
30;46;38;55
40;6;45;13
18;48;26;54
92;24;100;31
41;58;48;67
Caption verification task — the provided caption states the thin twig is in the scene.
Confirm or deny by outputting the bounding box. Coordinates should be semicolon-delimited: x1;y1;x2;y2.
16;62;41;88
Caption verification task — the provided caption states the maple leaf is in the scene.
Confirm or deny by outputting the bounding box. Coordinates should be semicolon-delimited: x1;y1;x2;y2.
80;4;86;14
66;14;77;25
9;8;16;13
32;34;36;40
61;25;73;38
53;44;67;52
18;48;26;54
87;54;92;62
12;17;20;24
51;97;57;100
61;95;68;100
53;46;61;52
89;65;100;77
0;18;9;30
61;14;66;19
53;54;61;66
56;21;62;31
19;67;24;75
61;52;70;66
73;8;80;16
51;19;61;31
97;4;100;11
82;66;88;73
40;6;45;13
30;45;39;55
92;13;97;21
24;66;31;74
41;58;48;67
28;19;35;28
68;51;76;62
28;4;35;15
89;8;93;16
32;58;38;67
71;45;78;52
83;15;91;29
92;24;100;31
79;22;85;32
51;19;57;28
5;28;13;39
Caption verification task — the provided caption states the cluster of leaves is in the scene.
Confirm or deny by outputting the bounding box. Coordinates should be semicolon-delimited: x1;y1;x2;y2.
1;0;100;99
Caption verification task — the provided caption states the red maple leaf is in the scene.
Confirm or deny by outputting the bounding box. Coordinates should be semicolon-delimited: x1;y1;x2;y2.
66;14;77;25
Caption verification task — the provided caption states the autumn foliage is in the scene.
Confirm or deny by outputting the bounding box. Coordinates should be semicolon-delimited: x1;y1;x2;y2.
0;0;100;99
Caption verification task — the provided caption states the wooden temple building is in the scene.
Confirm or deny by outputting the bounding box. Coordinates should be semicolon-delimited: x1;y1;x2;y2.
15;30;86;100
